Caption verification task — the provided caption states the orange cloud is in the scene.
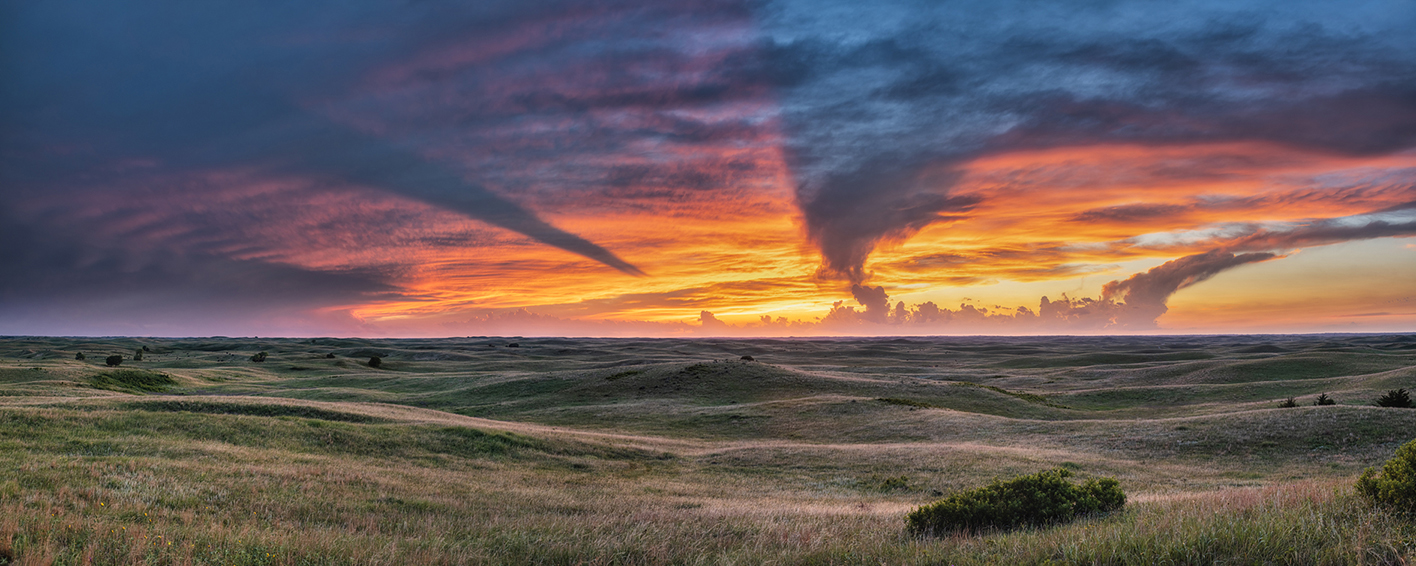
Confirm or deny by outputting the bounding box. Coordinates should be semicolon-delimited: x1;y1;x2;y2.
334;141;1416;330
869;142;1416;285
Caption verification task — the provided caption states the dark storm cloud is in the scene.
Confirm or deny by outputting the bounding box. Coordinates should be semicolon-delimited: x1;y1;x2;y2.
801;162;980;281
1;2;658;277
0;209;401;336
3;0;778;331
753;0;1416;279
282;122;647;276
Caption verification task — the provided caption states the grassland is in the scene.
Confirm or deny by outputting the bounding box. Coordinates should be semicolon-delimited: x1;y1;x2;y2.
1;334;1414;564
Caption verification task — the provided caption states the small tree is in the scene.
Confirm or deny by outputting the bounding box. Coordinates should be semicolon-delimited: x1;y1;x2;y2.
368;356;382;368
1376;389;1414;409
1313;394;1335;406
75;352;85;360
133;348;144;361
1356;438;1416;512
1278;397;1299;408
250;351;268;363
105;355;123;367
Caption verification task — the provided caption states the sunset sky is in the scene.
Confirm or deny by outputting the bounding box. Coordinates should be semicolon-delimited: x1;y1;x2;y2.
3;0;1415;337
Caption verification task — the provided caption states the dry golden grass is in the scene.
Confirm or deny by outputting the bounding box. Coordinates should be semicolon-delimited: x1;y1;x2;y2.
2;335;1415;564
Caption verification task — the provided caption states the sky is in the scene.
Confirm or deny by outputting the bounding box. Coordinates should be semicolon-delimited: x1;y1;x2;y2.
2;0;1415;337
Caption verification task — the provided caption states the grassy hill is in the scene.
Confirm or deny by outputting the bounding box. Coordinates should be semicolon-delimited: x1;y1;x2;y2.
2;335;1414;564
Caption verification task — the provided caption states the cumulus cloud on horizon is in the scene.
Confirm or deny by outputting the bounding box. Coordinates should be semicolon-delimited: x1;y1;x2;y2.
427;249;1278;336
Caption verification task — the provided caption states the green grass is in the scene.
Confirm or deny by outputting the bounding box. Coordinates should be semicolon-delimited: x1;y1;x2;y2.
953;381;1070;409
88;369;176;393
991;351;1216;368
1;335;1415;564
121;399;389;423
876;397;941;409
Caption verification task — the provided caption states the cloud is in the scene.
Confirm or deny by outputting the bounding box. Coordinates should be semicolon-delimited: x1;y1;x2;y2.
699;311;729;331
4;0;1416;336
691;250;1278;334
440;308;696;338
0;208;400;337
849;284;891;322
275;119;649;276
755;0;1416;280
1218;218;1416;254
1072;204;1192;224
1100;251;1277;328
1;1;658;277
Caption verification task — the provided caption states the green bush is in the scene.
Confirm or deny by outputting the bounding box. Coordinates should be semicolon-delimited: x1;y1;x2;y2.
133;348;144;361
1356;438;1416;512
906;468;1125;535
75;352;85;360
250;351;268;362
368;356;382;368
1375;389;1414;408
1313;393;1335;406
1278;397;1298;408
104;355;122;367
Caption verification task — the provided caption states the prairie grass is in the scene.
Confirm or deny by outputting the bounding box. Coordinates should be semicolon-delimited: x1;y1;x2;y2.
2;335;1415;564
3;450;1413;565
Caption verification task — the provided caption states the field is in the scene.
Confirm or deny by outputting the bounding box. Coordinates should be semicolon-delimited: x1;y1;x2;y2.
2;334;1415;564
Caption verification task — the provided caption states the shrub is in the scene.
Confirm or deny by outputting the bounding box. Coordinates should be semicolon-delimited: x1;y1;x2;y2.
75;352;85;360
906;468;1125;535
250;351;267;362
368;356;382;368
1376;389;1414;408
105;355;122;367
1278;397;1298;408
133;348;144;361
325;353;336;359
1313;393;1336;406
1356;438;1416;512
